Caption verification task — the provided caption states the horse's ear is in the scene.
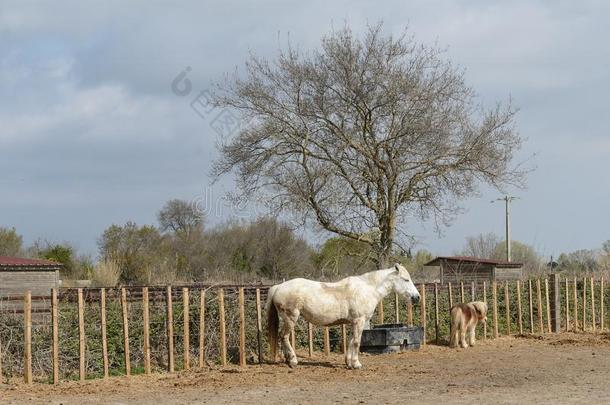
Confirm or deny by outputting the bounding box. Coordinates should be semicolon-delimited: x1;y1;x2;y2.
474;302;486;316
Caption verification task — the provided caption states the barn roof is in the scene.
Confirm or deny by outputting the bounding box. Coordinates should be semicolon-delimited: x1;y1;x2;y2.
0;256;63;270
424;256;523;268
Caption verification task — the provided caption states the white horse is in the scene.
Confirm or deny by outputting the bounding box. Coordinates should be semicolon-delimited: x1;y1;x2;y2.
266;263;421;369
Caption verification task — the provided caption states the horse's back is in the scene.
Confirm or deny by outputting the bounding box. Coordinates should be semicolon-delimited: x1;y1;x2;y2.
451;303;477;323
271;277;354;319
272;278;327;302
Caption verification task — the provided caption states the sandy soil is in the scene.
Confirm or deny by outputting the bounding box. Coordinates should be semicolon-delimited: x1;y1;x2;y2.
3;332;610;404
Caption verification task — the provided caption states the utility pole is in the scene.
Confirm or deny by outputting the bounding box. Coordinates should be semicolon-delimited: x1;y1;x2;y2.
492;196;518;262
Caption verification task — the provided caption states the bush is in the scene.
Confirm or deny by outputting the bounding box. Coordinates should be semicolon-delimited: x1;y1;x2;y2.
91;260;121;287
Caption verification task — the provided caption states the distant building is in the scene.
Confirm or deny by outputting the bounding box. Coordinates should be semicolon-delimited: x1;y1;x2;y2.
0;256;62;297
422;256;523;284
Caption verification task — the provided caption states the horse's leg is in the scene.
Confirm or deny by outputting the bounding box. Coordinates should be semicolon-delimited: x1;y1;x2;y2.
280;309;299;367
349;318;365;369
345;322;353;368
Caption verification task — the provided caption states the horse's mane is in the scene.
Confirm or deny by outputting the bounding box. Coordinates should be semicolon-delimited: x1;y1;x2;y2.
357;267;394;284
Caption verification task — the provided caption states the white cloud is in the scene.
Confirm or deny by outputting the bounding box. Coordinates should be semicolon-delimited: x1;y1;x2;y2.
1;0;610;256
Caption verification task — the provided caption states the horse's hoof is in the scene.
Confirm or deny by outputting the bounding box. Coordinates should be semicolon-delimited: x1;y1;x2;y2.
352;363;362;369
288;359;298;368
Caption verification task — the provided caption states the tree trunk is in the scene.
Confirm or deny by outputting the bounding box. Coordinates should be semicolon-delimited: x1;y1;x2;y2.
375;239;393;269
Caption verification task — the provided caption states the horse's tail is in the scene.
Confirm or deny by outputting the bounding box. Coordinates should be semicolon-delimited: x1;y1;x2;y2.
266;285;279;362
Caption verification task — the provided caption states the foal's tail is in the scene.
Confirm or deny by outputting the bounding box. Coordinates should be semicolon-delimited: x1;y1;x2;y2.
449;306;461;348
266;285;279;362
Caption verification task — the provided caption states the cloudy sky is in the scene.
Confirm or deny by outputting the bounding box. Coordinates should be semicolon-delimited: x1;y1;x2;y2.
1;0;609;259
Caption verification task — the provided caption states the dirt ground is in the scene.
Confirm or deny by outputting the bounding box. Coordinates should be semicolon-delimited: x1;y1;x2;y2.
3;332;610;404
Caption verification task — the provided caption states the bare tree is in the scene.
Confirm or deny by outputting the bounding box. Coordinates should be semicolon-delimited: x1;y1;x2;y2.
157;199;204;237
458;232;501;259
213;24;526;266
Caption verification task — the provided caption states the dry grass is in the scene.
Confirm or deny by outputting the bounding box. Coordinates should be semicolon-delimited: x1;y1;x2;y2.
91;260;121;287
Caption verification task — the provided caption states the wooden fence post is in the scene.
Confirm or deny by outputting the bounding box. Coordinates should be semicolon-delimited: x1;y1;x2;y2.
565;278;570;332
420;284;426;346
573;277;578;330
448;282;453;308
434;283;440;343
582;277;587;331
323;327;330;356
166;286;174;372
183;288;190;370
482;281;487;340
142;287;151;375
601;278;605;331
591;277;596;332
516;280;523;334
504;282;511;335
377;300;384;324
199;289;206;367
471;281;476;301
527;279;534;333
0;330;2;383
545;278;551;333
121;288;131;376
78;288;86;381
460;281;465;303
51;288;60;384
24;290;32;384
407;300;413;327
239;288;246;367
536;279;543;333
394;293;400;323
255;289;263;364
100;288;109;379
218;288;227;366
308;323;314;358
550;274;560;333
492;281;498;338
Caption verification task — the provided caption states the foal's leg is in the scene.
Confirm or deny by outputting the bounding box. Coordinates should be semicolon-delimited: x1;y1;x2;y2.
280;309;299;367
468;324;476;346
459;321;469;348
348;318;365;369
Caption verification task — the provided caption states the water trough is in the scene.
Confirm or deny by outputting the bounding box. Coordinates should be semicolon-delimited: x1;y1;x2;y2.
360;324;424;354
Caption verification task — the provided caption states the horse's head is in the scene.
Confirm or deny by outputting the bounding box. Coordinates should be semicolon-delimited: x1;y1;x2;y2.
390;263;420;304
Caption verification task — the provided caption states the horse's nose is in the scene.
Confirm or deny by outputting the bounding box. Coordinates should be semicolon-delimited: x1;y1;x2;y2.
411;295;420;304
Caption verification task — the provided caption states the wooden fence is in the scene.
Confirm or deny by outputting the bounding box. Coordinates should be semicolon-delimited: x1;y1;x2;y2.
0;274;607;384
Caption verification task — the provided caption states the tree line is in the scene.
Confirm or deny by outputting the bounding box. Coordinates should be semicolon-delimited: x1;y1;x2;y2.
457;232;610;276
1;201;609;286
0;199;428;286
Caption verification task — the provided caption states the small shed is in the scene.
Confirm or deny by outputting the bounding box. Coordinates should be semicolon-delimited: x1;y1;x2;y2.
423;256;523;284
0;256;62;297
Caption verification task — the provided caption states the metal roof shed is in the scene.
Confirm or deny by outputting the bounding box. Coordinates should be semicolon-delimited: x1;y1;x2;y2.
423;256;523;284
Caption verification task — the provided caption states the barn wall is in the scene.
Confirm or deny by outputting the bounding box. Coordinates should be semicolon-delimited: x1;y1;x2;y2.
0;270;59;296
494;267;523;280
418;265;441;283
440;264;494;283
